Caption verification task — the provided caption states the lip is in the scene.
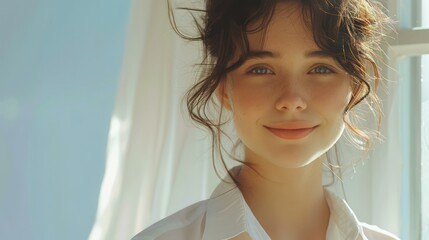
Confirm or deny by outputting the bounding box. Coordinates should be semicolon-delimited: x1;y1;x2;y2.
265;122;318;140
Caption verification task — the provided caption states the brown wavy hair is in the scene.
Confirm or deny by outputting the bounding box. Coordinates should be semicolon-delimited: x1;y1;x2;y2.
168;0;391;183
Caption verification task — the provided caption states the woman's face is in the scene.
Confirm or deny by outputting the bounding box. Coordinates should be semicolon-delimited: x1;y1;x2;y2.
220;2;352;168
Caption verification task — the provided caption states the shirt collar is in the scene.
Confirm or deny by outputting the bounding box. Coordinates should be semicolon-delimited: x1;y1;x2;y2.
202;168;367;240
325;189;367;240
203;176;246;240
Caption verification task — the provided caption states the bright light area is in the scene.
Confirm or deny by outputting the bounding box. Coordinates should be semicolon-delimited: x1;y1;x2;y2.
423;0;429;28
421;3;428;238
422;55;429;239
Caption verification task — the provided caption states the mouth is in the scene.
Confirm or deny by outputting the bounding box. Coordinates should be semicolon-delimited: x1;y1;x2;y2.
265;125;318;140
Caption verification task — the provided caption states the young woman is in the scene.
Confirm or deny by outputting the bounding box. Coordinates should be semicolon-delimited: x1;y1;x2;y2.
133;0;399;239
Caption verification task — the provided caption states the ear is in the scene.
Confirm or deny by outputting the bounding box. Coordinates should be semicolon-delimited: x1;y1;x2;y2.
215;81;233;111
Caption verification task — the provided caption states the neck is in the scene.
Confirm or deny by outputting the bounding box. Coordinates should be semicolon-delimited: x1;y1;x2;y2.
235;155;330;239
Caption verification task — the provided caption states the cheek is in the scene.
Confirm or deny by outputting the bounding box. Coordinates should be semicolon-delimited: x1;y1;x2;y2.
231;82;274;115
310;81;351;115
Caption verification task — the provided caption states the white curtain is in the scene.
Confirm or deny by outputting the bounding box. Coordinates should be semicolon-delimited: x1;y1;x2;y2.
88;1;219;239
89;1;403;239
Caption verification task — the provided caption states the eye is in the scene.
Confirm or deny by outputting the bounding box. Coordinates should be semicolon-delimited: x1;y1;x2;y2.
248;66;274;75
309;66;335;74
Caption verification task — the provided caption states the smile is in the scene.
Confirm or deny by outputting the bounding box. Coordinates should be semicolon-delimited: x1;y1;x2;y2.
265;126;317;140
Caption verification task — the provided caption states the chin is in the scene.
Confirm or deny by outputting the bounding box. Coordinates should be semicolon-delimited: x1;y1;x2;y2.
270;152;323;169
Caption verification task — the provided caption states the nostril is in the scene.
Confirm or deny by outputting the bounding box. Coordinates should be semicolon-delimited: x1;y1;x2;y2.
277;100;307;112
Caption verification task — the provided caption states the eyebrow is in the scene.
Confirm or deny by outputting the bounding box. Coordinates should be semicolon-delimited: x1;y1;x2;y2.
243;50;333;61
305;50;333;58
245;51;279;59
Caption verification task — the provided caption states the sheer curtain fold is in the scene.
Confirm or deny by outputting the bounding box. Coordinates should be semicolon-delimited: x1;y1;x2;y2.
369;68;402;233
89;1;217;239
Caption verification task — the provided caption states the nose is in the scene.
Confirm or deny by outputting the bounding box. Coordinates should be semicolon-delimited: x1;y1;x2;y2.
275;85;307;112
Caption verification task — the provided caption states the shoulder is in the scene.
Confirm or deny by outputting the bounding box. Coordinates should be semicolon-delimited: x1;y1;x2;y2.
131;200;208;240
132;178;240;240
361;222;400;240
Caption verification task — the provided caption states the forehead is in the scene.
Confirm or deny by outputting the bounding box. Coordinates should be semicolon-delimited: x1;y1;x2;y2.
246;2;316;52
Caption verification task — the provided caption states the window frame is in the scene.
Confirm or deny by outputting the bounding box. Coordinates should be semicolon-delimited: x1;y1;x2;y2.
386;0;429;239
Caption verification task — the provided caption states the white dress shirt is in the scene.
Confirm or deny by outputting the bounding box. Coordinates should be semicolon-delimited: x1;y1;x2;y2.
132;168;399;240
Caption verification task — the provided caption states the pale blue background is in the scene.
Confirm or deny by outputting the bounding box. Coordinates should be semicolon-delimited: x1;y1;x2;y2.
0;0;131;239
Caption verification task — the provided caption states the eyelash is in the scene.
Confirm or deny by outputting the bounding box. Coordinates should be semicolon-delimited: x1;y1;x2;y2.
249;66;274;75
248;65;335;75
309;66;335;74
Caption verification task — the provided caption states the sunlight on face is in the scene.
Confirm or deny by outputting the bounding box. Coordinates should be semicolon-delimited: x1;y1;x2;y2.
225;2;352;169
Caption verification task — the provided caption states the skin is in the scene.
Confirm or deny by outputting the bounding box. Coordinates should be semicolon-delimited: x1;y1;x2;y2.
216;2;352;240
